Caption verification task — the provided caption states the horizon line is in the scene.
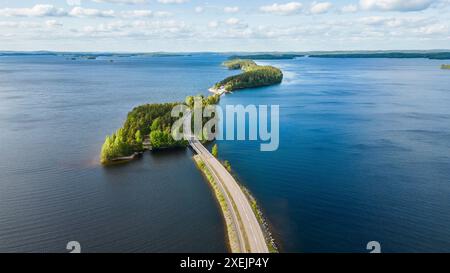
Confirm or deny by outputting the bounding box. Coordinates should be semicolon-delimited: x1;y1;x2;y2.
2;49;450;54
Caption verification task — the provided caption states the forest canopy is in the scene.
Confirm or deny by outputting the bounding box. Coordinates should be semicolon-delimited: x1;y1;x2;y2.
100;94;220;164
214;59;283;92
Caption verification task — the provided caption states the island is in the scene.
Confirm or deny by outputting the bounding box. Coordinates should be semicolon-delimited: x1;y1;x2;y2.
100;57;285;164
100;58;281;253
442;64;450;70
210;59;283;93
100;95;220;164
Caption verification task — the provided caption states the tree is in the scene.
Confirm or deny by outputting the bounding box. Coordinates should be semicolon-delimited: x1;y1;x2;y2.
185;96;194;108
100;136;113;163
100;128;135;164
100;101;192;162
223;160;231;172
204;94;220;105
150;130;164;149
135;130;143;150
212;144;218;158
151;117;161;132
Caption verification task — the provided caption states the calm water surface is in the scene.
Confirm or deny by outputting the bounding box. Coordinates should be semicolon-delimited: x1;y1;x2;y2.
218;57;450;252
1;55;449;252
0;54;231;252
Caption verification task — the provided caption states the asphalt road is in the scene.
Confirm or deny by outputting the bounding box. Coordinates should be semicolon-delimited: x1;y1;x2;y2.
189;137;269;253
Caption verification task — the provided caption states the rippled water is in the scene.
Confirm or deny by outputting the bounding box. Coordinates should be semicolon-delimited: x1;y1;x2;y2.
1;55;449;252
217;57;450;252
0;54;232;252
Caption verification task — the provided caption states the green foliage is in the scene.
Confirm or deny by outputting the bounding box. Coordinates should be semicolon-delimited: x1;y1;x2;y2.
212;144;218;158
215;64;283;92
150;128;187;150
186;94;221;108
185;96;194;108
149;130;165;149
204;94;220;105
100;128;135;164
135;130;143;151
122;102;180;143
223;160;231;172
100;102;189;163
151;117;162;131
441;64;450;70
101;58;279;163
223;59;257;70
185;94;221;142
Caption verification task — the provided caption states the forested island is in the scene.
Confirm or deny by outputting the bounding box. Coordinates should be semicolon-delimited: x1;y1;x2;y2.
100;94;220;164
99;58;281;252
101;58;282;163
212;59;283;92
442;64;450;69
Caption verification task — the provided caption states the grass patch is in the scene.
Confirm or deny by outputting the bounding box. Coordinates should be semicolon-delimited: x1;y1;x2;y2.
193;155;240;253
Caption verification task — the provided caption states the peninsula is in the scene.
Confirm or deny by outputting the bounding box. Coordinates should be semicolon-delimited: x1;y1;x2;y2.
100;96;219;164
100;58;282;253
210;59;283;93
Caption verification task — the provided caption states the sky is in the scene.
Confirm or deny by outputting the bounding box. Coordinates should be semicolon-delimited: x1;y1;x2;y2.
0;0;449;52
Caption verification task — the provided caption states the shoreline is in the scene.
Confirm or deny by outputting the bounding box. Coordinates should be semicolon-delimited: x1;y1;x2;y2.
239;185;279;253
100;57;282;252
193;155;241;253
208;87;227;96
189;134;270;253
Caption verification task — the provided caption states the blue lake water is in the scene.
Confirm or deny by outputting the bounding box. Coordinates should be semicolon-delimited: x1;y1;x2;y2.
1;54;449;252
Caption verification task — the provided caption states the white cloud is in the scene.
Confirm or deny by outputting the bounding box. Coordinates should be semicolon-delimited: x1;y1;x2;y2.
359;0;436;12
310;2;333;14
359;16;392;25
157;0;189;4
0;4;174;19
154;11;172;17
119;10;172;18
417;23;448;34
92;0;149;4
358;15;435;29
45;20;63;27
260;2;303;15
69;7;115;17
195;6;204;13
0;21;41;28
0;4;67;17
0;20;62;29
341;4;358;13
208;20;219;28
72;19;192;39
121;10;153;18
224;6;240;13
225;18;241;25
67;0;81;6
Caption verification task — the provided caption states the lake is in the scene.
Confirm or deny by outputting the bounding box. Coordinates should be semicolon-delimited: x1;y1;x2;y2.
1;54;449;252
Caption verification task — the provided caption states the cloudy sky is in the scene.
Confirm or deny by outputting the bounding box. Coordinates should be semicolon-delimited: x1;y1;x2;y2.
0;0;449;52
